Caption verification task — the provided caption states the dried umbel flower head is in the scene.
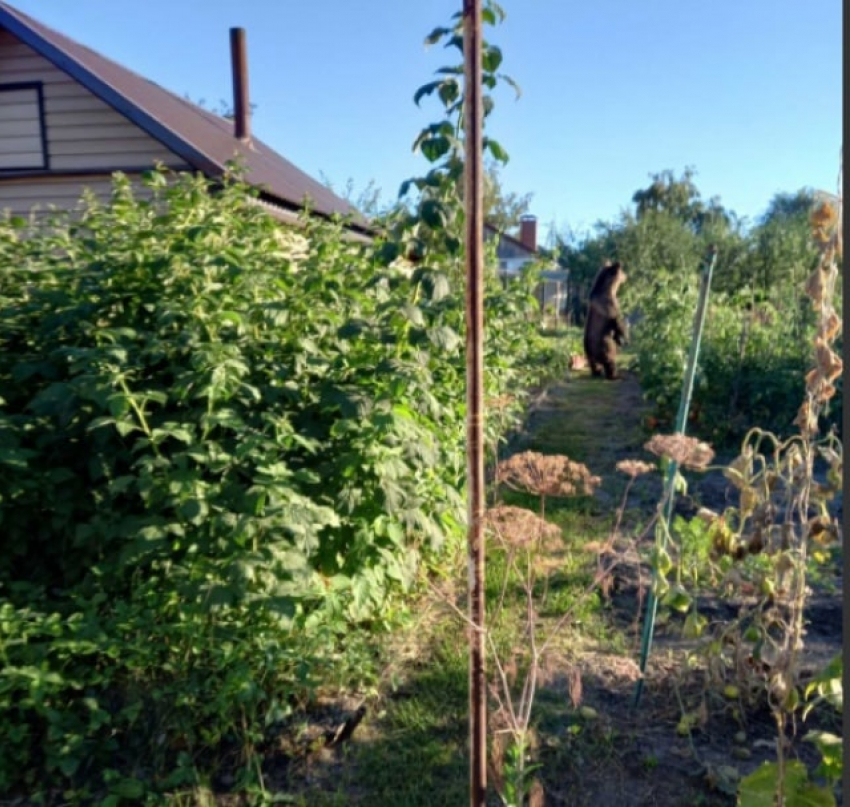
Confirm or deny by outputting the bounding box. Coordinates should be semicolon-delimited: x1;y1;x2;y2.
486;394;516;411
644;434;715;471
497;451;602;497
810;201;839;244
794;400;819;437
814;337;843;383
819;309;842;341
615;459;655;478
484;505;561;548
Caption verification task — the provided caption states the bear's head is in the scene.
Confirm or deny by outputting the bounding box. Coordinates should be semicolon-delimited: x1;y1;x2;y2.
591;262;627;297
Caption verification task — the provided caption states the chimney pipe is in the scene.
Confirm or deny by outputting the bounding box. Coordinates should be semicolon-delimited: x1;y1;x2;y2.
519;214;537;252
230;27;250;142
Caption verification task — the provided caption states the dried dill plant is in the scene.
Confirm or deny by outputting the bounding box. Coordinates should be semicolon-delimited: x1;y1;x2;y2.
644;433;715;471
479;451;644;806
616;459;655;478
485;505;562;551
496;450;601;520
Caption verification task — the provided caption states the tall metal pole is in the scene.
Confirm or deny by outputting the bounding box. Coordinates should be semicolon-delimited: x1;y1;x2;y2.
462;1;487;804
634;244;718;706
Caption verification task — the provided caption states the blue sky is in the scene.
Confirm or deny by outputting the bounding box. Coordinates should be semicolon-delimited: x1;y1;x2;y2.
9;0;842;242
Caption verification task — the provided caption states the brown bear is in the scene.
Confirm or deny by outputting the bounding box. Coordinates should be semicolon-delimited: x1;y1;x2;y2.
583;261;627;379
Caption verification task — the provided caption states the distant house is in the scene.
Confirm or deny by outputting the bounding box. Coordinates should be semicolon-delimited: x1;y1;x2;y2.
0;2;368;235
486;214;569;320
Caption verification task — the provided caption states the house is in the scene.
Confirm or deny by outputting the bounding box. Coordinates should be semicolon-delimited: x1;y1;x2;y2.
486;214;569;320
0;2;368;236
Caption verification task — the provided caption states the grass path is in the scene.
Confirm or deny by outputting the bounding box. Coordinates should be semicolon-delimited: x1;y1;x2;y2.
273;363;841;807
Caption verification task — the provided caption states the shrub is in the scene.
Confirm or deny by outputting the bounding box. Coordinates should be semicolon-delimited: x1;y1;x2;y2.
0;170;554;797
629;275;831;444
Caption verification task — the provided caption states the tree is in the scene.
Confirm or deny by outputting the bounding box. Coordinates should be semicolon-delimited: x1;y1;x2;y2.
483;159;533;233
748;194;819;299
758;188;815;226
632;167;731;235
319;173;390;218
557;168;739;318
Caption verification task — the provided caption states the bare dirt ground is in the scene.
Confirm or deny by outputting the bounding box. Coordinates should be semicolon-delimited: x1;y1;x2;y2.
509;367;843;806
270;365;842;806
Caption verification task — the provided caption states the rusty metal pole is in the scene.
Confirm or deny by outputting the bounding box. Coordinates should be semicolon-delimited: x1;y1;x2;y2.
462;1;487;805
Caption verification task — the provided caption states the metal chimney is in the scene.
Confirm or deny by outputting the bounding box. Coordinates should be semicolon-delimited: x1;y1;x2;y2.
229;27;250;142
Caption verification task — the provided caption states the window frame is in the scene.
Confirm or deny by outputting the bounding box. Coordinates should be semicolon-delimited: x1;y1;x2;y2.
0;81;49;172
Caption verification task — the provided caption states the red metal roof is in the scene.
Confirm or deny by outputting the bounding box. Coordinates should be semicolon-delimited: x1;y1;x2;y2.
0;1;368;230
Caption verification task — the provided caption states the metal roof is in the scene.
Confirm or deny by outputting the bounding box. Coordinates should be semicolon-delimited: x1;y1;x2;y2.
0;1;369;231
484;223;536;257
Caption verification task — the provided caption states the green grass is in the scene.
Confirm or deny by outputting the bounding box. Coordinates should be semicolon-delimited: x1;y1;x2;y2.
269;346;744;806
275;492;627;805
287;623;471;806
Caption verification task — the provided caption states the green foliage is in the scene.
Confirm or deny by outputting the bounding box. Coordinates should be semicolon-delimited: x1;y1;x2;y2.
554;168;835;445
499;732;543;807
802;654;843;788
0;172;456;617
695;295;816;442
627;270;823;445
0;585;321;799
632;167;730;233
0;168;555;798
483;160;533;234
629;268;699;424
391;0;520;281
738;760;835;807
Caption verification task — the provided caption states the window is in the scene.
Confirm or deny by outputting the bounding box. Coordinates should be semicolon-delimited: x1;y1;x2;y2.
0;82;48;170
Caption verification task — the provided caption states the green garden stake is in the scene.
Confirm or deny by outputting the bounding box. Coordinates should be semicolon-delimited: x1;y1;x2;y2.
634;244;718;706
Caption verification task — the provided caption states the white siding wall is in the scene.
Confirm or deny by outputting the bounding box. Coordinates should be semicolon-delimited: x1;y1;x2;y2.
0;175;155;219
0;30;188;176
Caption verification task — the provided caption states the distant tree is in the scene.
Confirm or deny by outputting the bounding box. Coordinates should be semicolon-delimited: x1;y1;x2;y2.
632;167;731;234
184;94;256;121
632;167;702;221
747;190;819;299
319;173;390;219
757;188;815;225
557;170;824;330
483;160;533;233
611;208;703;303
558;168;742;316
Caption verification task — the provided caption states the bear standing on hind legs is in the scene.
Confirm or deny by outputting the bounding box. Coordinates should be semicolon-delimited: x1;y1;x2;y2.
583;261;628;380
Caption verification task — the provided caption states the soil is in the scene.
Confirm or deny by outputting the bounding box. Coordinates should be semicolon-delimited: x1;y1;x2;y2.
265;366;843;806
507;368;844;806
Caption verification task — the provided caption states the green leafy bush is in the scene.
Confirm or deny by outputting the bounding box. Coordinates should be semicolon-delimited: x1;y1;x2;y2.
0;170;553;797
630;277;826;443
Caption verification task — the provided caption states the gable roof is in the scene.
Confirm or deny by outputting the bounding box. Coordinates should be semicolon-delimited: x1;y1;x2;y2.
484;223;537;258
0;2;369;233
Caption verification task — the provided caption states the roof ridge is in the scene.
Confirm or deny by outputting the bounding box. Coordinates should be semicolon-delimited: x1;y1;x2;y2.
0;1;366;226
